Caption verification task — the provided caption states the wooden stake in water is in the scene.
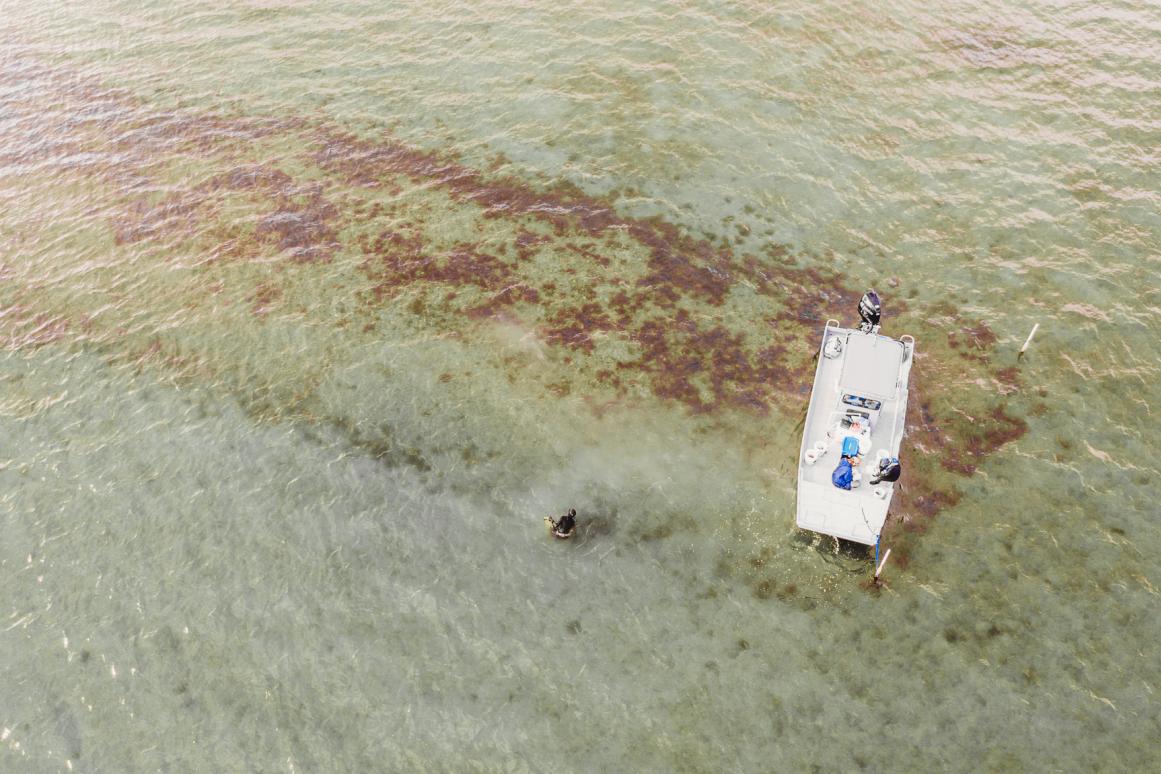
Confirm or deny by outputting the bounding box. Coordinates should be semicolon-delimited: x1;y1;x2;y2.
874;548;891;580
1018;323;1039;360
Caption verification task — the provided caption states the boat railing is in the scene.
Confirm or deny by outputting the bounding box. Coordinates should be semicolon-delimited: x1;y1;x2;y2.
900;334;915;361
886;334;916;453
819;319;842;359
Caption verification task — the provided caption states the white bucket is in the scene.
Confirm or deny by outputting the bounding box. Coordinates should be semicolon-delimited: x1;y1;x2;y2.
804;449;819;465
813;441;828;455
874;487;887;499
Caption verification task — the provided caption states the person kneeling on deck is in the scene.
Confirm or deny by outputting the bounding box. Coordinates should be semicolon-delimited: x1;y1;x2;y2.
545;508;577;539
869;456;902;486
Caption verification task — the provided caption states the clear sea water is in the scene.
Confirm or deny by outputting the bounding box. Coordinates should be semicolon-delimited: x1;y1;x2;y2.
2;1;1159;771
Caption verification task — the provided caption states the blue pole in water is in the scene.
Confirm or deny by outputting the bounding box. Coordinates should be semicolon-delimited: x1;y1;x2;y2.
874;534;880;569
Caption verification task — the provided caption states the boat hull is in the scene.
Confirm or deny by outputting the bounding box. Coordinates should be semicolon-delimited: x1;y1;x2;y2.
795;323;914;545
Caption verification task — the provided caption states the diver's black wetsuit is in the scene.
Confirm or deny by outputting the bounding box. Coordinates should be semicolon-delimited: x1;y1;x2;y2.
555;509;576;535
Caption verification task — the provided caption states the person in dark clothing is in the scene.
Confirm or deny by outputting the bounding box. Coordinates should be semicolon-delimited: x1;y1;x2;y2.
558;508;576;534
869;456;902;485
546;508;577;538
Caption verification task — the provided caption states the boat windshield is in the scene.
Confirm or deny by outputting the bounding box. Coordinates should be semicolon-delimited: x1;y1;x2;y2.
842;394;882;411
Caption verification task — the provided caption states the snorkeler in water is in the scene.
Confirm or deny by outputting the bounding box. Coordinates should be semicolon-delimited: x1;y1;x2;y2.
545;508;577;539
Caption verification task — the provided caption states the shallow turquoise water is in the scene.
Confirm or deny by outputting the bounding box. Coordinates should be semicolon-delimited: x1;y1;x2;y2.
1;1;1159;771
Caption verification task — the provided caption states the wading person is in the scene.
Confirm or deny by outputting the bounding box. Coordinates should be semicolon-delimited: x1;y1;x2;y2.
545;508;577;539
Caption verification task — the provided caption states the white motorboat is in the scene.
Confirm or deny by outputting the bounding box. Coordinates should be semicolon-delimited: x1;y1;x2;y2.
796;292;915;546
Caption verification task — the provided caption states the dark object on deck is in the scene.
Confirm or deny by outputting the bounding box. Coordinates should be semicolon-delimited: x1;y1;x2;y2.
857;289;882;333
545;508;577;539
869;456;901;485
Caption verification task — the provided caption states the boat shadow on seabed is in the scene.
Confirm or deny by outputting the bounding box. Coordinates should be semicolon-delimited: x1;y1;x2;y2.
791;528;874;566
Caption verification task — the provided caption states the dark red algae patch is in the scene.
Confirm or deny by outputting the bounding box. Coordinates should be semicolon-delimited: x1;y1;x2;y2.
0;305;71;351
253;183;340;263
309;125;1027;544
353;227;537;318
1;55;1029;544
113;164;342;265
876;325;1030;564
542;303;614;352
311;127;851;413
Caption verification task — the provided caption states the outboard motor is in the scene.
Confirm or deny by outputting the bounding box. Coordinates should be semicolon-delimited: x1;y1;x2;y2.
857;290;882;333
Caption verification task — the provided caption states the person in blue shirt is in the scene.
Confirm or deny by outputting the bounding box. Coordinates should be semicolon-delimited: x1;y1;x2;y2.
832;453;861;490
831;457;853;489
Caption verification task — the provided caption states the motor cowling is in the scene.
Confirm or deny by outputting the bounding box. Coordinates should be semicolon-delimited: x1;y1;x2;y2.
858;290;881;333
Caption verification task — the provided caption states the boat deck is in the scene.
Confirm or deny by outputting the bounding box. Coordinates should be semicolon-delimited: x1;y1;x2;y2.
796;324;913;545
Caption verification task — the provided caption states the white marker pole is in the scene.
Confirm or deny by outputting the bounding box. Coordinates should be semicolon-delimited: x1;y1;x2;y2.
1018;323;1039;359
874;549;891;580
